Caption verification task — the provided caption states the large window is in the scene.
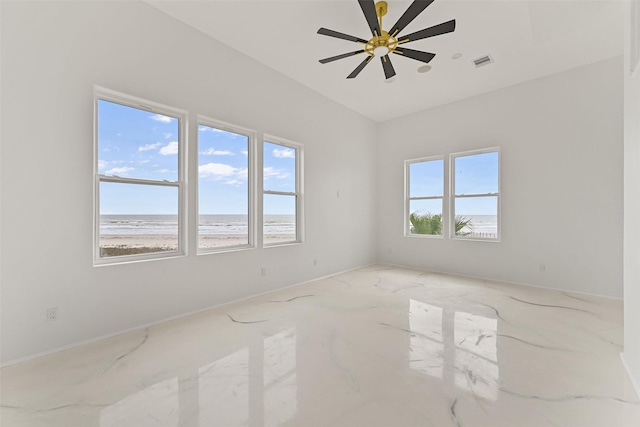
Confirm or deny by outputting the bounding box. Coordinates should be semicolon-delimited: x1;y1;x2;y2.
451;149;500;240
405;148;500;241
94;87;306;265
263;138;303;245
94;88;186;263
198;119;254;252
406;157;444;236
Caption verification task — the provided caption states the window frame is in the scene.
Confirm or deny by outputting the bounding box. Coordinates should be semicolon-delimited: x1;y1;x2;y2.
196;116;257;254
262;135;304;247
404;155;446;238
449;147;501;241
93;87;187;265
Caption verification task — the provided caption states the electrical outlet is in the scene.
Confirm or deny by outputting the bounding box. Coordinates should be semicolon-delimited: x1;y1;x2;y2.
261;267;266;277
539;264;546;272
314;258;317;267
46;307;58;322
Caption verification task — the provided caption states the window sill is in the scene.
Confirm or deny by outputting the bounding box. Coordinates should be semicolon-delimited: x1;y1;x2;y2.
197;244;255;255
94;251;185;267
264;240;303;248
405;233;444;239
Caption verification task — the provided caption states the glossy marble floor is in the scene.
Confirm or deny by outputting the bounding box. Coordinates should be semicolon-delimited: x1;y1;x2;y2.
1;265;639;427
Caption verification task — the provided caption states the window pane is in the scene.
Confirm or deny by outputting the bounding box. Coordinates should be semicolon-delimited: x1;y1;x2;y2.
97;99;180;182
454;151;499;195
263;194;296;244
454;196;498;238
264;142;296;193
99;182;178;257
409;160;443;198
409;199;443;235
198;124;249;249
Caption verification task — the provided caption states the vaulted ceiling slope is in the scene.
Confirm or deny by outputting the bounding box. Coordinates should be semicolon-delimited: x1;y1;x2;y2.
145;0;624;122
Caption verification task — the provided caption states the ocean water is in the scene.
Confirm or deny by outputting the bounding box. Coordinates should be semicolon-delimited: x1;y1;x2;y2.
100;214;295;235
466;215;498;235
100;214;496;237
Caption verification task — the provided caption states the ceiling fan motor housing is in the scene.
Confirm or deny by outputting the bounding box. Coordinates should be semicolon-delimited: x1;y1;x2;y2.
367;31;398;57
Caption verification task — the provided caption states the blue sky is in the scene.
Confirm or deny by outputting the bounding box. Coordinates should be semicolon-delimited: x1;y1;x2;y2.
453;151;499;216
98;100;296;215
99;99;495;217
263;141;296;216
98;100;180;183
409;151;499;216
198;125;250;215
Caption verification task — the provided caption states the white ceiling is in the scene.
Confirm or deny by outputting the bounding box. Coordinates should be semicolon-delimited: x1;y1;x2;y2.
145;0;624;122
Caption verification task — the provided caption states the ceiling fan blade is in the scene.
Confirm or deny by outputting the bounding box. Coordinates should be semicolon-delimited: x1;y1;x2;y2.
398;20;456;43
318;27;368;44
358;0;382;37
347;55;374;79
392;47;436;64
319;50;366;64
389;0;435;37
381;55;396;79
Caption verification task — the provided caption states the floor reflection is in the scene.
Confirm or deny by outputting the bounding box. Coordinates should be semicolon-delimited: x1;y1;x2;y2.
409;299;499;401
101;377;179;426
409;300;444;378
264;328;297;427
454;311;498;400
99;328;297;427
199;348;250;426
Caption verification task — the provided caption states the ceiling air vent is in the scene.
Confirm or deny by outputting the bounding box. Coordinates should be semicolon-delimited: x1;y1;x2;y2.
473;54;493;68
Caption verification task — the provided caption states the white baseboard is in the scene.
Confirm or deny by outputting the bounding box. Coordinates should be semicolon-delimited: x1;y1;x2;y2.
1;263;374;368
621;352;640;399
383;261;623;300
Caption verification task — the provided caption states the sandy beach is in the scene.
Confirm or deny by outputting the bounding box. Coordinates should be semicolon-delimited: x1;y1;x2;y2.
100;234;297;251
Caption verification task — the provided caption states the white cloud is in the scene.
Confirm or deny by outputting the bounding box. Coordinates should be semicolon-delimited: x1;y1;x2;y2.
138;142;162;152
105;166;134;176
156;169;173;173
199;163;237;177
199;126;226;133
241;150;248;156
159;141;179;155
150;114;173;123
263;167;290;180
200;148;234;156
272;148;295;158
236;168;248;180
199;163;247;186
99;160;125;170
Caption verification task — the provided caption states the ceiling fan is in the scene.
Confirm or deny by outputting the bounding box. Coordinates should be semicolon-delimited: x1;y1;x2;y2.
317;0;456;79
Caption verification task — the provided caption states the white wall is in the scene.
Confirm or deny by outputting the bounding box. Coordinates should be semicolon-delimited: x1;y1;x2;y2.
0;1;378;364
0;0;629;367
623;0;640;396
377;57;624;298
